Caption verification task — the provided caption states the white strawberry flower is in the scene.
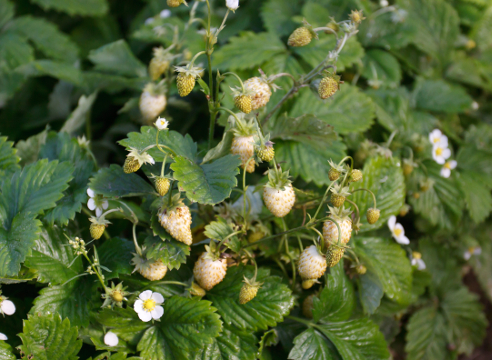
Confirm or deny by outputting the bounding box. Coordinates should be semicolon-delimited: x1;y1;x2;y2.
104;331;119;347
440;160;457;178
432;142;451;165
429;129;445;145
226;0;239;11
145;17;155;25
388;215;409;245
464;246;481;260
155;117;169;130
411;252;426;270
87;188;109;218
0;333;7;340
160;9;171;18
0;297;15;316
134;290;164;322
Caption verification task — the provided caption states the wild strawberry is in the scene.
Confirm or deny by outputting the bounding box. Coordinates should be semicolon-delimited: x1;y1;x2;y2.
257;141;275;162
330;184;351;208
349;9;365;24
90;224;105;240
132;255;168;281
355;264;367;275
349;169;363;182
298;245;327;287
231;115;257;173
326;246;344;267
123;148;155;174
149;47;173;81
140;83;167;123
319;76;340;99
302;294;316;319
402;159;414;176
302;279;319;290
328;159;344;181
288;27;313;47
167;0;187;7
193;252;227;291
158;195;192;245
239;276;262;304
123;157;140;173
243;77;273;110
323;206;353;247
248;223;268;244
234;95;252;114
189;282;206;297
366;208;380;225
155;176;170;196
263;168;296;217
399;204;410;217
175;64;203;97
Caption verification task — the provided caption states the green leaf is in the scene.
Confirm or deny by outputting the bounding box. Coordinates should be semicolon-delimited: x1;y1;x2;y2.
0;341;16;360
214;325;258;360
213;32;286;71
204;217;240;252
317;319;391;360
458;170;492;223
15;128;48;166
354;237;412;305
0;135;20;178
289;84;375;135
24;226;83;284
39;131;95;225
362;50;401;89
289;328;334;360
275;139;346;186
30;277;92;327
206;266;294;331
119;126;197;162
313;259;355;323
261;0;300;36
400;0;459;66
0;0;14;29
89;40;148;78
30;0;108;16
301;2;331;28
471;6;492;51
171;155;241;205
60;92;98;135
10;16;79;62
357;271;384;315
0;33;34;70
18;314;82;360
97;237;134;278
136;296;222;360
202;130;234;164
89;164;155;198
96;307;150;345
412;79;473;113
351;156;406;231
16;60;83;85
293;36;364;72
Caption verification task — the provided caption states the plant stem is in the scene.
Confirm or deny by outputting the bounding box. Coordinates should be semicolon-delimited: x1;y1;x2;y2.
205;0;215;151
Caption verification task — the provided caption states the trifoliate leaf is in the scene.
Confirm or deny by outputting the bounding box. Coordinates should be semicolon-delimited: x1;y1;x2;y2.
40;131;95;225
136;296;222;360
171;155;241;205
206;266;294;331
119;126;197;162
313;259;355;323
288;328;334;360
18;314;82;360
412;79;473;113
261;0;300;36
89;164;155;198
97;237;134;278
354;237;412;305
30;0;108;16
351;156;406;231
15;128;48;166
16;60;83;85
204;217;240;252
289;84;375;135
88;40;146;78
0;33;34;70
24;226;83;285
0;135;20;178
362;50;402;89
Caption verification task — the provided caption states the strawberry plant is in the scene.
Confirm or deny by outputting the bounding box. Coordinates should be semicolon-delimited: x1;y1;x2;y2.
1;0;492;359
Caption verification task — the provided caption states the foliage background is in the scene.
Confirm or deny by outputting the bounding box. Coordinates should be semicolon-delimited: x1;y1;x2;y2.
1;0;492;359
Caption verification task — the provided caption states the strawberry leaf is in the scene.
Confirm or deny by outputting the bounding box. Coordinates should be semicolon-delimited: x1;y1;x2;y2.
204;217;240;252
412;79;473;113
88;40;146;78
0;341;16;360
30;0;108;16
289;328;334;360
0;135;20;179
97;237;134;279
361;50;402;89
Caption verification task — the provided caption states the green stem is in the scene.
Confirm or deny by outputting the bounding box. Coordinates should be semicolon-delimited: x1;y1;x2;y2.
287;316;314;327
310;180;336;223
205;0;215;151
351;188;377;209
156;281;188;286
223;72;246;93
160;154;168;177
132;222;142;256
189;51;207;68
345;198;360;223
218;107;241;123
82;253;106;289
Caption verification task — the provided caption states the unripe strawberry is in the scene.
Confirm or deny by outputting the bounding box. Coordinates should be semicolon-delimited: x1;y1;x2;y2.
328;168;340;181
326;247;344;267
234;95;252;114
189;282;206;297
331;193;346;207
193;253;227;290
263;184;296;218
298;245;327;282
140;89;167;123
319;77;339;99
231;135;255;173
399;204;410;217
123;156;141;174
177;73;196;97
149;55;170;81
350;169;363;182
155;176;170;196
159;206;193;245
366;208;380;225
123;148;155;174
167;0;186;7
355;264;367;275
257;145;275;162
403;160;413;176
288;27;313;47
323;217;352;247
349;10;365;24
330;184;350;208
302;279;318;290
243;77;272;110
90;223;105;240
248;231;265;244
302;294;316;319
239;282;260;304
132;255;168;281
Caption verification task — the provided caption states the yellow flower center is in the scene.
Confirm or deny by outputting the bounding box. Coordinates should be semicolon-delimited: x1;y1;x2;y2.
412;252;421;260
433;137;439;143
468;246;476;254
143;298;156;311
394;228;402;237
444;161;452;169
435;147;443;156
111;290;124;303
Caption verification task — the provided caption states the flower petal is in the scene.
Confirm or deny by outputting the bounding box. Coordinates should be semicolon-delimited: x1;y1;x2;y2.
151;292;164;304
464;251;471;260
440;167;451;178
396;235;410;245
102;200;109;210
438;135;448;148
474;247;482;255
449;160;457;169
387;215;396;231
134;299;144;313
1;300;16;315
104;331;119;347
434;155;445;165
0;333;7;340
139;290;153;301
87;188;95;198
88;198;96;210
417;259;426;270
395;223;405;236
429;129;442;143
138;310;152;322
151;305;164;320
442;148;451;159
96;207;103;217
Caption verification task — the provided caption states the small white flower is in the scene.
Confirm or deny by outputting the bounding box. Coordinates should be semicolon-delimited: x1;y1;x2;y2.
464;246;481;260
226;0;239;11
432;142;451;165
153;26;166;37
0;298;16;316
0;333;7;340
134;290;164;322
388;215;409;245
87;188;109;218
160;9;171;18
440;160;457;178
145;17;155;25
472;101;479;110
128;148;155;167
429;129;446;146
411;252;426;270
380;0;389;6
104;331;119;347
155;117;169;130
77;135;90;148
